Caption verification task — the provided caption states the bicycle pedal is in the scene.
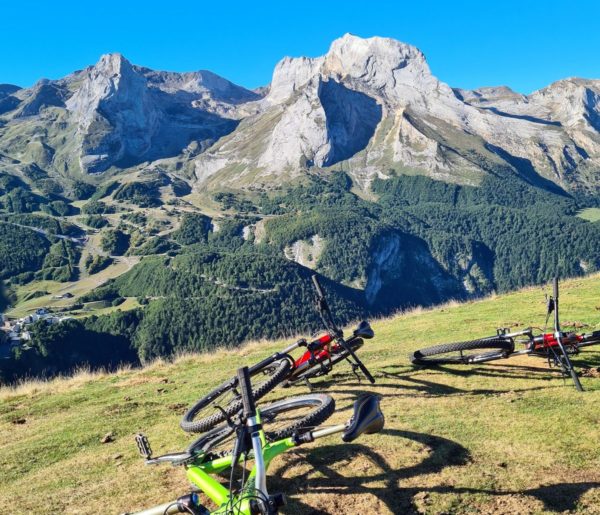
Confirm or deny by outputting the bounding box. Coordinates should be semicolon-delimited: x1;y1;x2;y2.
135;433;153;460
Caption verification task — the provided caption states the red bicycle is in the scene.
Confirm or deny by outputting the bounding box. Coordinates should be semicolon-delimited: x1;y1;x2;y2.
411;278;600;391
180;275;376;434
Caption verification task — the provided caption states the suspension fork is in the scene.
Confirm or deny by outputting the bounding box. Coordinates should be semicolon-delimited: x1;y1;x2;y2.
551;277;583;392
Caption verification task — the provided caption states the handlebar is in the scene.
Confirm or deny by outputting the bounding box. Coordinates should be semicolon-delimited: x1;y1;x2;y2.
237;367;255;419
312;274;325;299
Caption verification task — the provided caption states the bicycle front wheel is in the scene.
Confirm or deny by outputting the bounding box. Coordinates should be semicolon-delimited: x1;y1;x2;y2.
189;393;336;456
411;337;514;365
180;358;291;434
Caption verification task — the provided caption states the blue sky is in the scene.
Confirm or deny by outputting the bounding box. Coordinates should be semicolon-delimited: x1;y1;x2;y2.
2;0;598;93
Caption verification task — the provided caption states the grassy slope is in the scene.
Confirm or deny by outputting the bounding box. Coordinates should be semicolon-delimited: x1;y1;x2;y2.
1;275;600;514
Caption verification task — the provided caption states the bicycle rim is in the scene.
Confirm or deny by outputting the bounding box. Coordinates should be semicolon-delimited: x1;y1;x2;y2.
191;394;335;457
411;337;514;365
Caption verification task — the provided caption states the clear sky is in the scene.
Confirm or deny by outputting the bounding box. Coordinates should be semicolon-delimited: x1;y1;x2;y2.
2;0;598;94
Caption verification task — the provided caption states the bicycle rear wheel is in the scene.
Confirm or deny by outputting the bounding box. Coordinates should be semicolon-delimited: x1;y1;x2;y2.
411;337;514;365
180;358;291;434
189;394;336;456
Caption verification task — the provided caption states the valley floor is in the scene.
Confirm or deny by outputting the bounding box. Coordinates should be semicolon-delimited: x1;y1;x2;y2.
1;275;599;514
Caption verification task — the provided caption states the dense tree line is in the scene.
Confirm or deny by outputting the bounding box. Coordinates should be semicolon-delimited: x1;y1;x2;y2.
81;200;116;215
0;317;140;384
85;254;113;274
3;169;600;383
0;224;50;280
112;180;163;207
173;213;212;245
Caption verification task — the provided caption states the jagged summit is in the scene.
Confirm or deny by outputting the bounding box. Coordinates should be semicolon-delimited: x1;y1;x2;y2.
267;33;433;103
59;53;257;172
94;52;133;74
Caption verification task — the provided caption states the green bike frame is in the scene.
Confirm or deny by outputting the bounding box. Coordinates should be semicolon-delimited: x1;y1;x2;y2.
129;411;348;515
187;433;296;514
126;367;387;515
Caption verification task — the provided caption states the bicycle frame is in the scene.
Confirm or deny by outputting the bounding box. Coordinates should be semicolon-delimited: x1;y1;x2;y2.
185;432;295;514
130;408;355;515
459;327;595;364
247;326;371;387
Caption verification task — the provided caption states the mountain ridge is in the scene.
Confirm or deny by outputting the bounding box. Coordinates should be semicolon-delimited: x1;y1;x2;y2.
2;36;600;384
1;34;599;196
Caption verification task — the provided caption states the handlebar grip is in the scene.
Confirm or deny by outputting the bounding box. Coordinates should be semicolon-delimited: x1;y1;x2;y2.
237;367;256;418
312;274;325;299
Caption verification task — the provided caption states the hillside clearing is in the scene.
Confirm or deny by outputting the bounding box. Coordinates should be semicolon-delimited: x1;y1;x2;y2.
577;207;600;223
1;275;599;514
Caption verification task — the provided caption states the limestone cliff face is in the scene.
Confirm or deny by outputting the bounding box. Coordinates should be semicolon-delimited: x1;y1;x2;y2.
66;54;159;172
193;34;600;194
0;54;259;175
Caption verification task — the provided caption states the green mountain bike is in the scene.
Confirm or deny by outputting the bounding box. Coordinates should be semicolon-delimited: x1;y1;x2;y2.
124;367;385;515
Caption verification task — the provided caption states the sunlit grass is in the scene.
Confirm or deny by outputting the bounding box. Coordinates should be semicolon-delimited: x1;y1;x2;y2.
1;274;599;513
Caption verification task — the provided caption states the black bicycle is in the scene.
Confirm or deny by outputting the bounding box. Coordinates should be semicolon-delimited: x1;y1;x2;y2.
411;278;600;391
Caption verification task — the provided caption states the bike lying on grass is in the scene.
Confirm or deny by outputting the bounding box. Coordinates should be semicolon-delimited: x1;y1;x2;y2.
125;367;385;515
180;274;376;435
410;278;600;391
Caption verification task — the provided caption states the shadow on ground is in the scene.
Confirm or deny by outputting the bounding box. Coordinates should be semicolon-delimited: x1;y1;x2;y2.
271;428;599;514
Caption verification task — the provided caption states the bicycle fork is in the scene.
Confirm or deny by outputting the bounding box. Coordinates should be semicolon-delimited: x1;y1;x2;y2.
247;414;267;498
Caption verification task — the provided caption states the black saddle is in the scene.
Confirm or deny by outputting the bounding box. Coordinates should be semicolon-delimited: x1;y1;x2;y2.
353;320;374;339
342;394;384;442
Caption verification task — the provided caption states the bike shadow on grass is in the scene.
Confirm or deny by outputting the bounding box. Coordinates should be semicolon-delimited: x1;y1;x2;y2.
392;361;576;388
269;428;599;514
270;428;470;514
572;352;600;369
307;365;565;400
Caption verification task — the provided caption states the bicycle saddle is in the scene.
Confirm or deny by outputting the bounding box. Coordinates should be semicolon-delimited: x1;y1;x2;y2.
353;320;374;339
342;394;384;442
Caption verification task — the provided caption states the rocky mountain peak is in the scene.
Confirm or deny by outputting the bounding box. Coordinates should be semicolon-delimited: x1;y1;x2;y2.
140;67;260;104
325;33;427;76
267;34;438;105
94;52;136;79
66;53;147;119
530;77;600;130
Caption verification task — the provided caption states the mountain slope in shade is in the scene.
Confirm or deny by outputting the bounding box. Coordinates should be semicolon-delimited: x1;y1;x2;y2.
0;54;260;176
